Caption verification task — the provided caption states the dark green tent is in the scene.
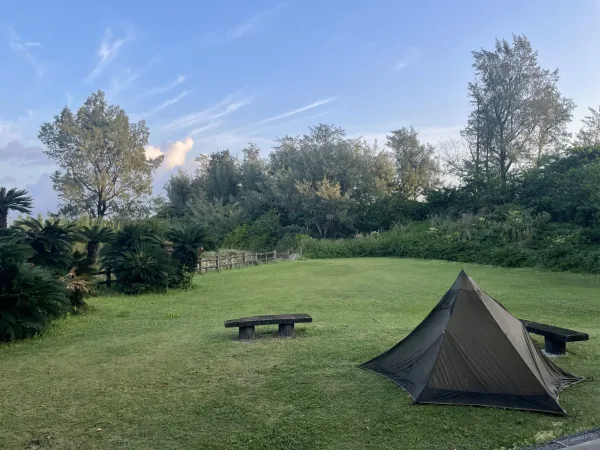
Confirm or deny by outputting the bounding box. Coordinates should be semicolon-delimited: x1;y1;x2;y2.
360;270;583;415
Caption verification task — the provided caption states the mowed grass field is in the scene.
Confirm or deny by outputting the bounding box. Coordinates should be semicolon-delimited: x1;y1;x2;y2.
1;259;599;450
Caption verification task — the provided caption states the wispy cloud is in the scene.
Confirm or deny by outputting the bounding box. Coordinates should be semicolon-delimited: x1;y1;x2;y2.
227;3;286;39
161;94;252;132
142;74;186;98
108;56;159;95
190;121;223;136
139;90;194;118
394;47;421;71
259;98;336;124
8;26;45;77
86;27;135;82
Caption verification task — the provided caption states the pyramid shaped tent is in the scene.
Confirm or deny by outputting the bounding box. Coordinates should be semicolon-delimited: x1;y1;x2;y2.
360;270;583;415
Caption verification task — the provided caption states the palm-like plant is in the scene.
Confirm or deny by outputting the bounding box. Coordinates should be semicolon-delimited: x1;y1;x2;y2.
13;218;85;274
99;223;174;294
166;223;213;269
0;187;33;230
80;224;114;267
0;235;69;341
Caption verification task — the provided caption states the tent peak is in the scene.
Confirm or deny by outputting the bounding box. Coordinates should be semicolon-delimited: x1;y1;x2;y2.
451;269;475;291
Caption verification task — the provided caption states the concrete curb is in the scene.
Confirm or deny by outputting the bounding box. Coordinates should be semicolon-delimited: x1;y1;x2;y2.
526;427;600;449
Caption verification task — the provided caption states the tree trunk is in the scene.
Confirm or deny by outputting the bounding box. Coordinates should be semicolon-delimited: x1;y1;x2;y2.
0;211;7;229
86;240;100;266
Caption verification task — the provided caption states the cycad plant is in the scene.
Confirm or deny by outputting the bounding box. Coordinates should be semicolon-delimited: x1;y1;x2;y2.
166;223;213;288
166;223;213;269
99;223;173;294
0;187;32;230
80;223;114;268
0;235;69;341
12;218;85;274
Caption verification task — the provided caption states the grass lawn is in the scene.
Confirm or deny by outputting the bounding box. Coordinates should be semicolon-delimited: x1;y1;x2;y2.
1;259;599;450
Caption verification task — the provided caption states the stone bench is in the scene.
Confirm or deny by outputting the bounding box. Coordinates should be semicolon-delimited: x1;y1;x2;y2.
520;319;589;355
224;313;312;340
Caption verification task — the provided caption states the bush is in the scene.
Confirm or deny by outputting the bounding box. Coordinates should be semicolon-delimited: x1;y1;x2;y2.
107;243;174;295
100;223;174;294
302;220;600;274
0;237;69;341
12;217;85;274
166;223;213;289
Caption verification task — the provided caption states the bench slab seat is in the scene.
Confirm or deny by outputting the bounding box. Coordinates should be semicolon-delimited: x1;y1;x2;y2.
520;319;589;355
225;313;312;340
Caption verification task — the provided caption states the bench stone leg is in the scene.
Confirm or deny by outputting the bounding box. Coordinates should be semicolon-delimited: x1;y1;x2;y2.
239;326;255;340
278;323;294;338
545;338;566;355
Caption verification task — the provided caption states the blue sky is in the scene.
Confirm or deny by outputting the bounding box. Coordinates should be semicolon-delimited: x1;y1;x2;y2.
1;0;599;213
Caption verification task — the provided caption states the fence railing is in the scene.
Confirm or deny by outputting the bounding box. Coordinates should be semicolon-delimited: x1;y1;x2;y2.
197;251;289;274
95;250;290;286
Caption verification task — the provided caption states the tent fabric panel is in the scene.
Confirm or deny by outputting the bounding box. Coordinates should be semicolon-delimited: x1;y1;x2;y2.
435;290;548;395
476;286;584;395
417;387;565;415
359;291;455;398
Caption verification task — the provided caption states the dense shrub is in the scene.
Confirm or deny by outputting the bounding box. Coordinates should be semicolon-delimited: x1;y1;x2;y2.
100;223;174;294
303;219;600;274
166;223;213;289
12;218;85;274
0;237;69;341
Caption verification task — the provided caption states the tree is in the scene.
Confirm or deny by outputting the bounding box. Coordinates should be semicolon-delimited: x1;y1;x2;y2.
0;187;32;229
574;106;600;147
462;35;574;190
195;150;240;204
80;223;113;267
529;83;574;165
386;127;440;200
38;90;164;218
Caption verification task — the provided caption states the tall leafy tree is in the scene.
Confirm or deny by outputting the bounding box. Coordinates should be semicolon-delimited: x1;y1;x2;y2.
386;127;440;200
574;106;600;147
0;187;32;229
195;150;240;204
462;35;574;190
38;90;164;218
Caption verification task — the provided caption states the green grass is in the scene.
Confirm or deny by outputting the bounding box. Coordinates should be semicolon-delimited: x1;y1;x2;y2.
1;259;599;450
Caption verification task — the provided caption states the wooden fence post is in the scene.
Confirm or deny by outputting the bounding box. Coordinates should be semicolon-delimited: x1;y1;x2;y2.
255;252;258;265
106;269;112;288
198;257;202;274
274;250;277;261
216;254;220;271
243;253;246;266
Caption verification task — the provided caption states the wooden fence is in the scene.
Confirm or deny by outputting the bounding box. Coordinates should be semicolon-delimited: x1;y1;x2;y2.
95;250;290;286
197;251;290;274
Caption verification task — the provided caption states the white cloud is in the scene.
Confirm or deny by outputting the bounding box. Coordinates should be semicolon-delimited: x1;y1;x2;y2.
227;3;286;39
190;121;222;136
394;47;421;71
139;90;194;118
146;137;195;171
160;94;252;132
142;74;186;98
259;98;336;124
144;145;164;160
86;27;135;82
8;26;45;77
108;56;159;95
